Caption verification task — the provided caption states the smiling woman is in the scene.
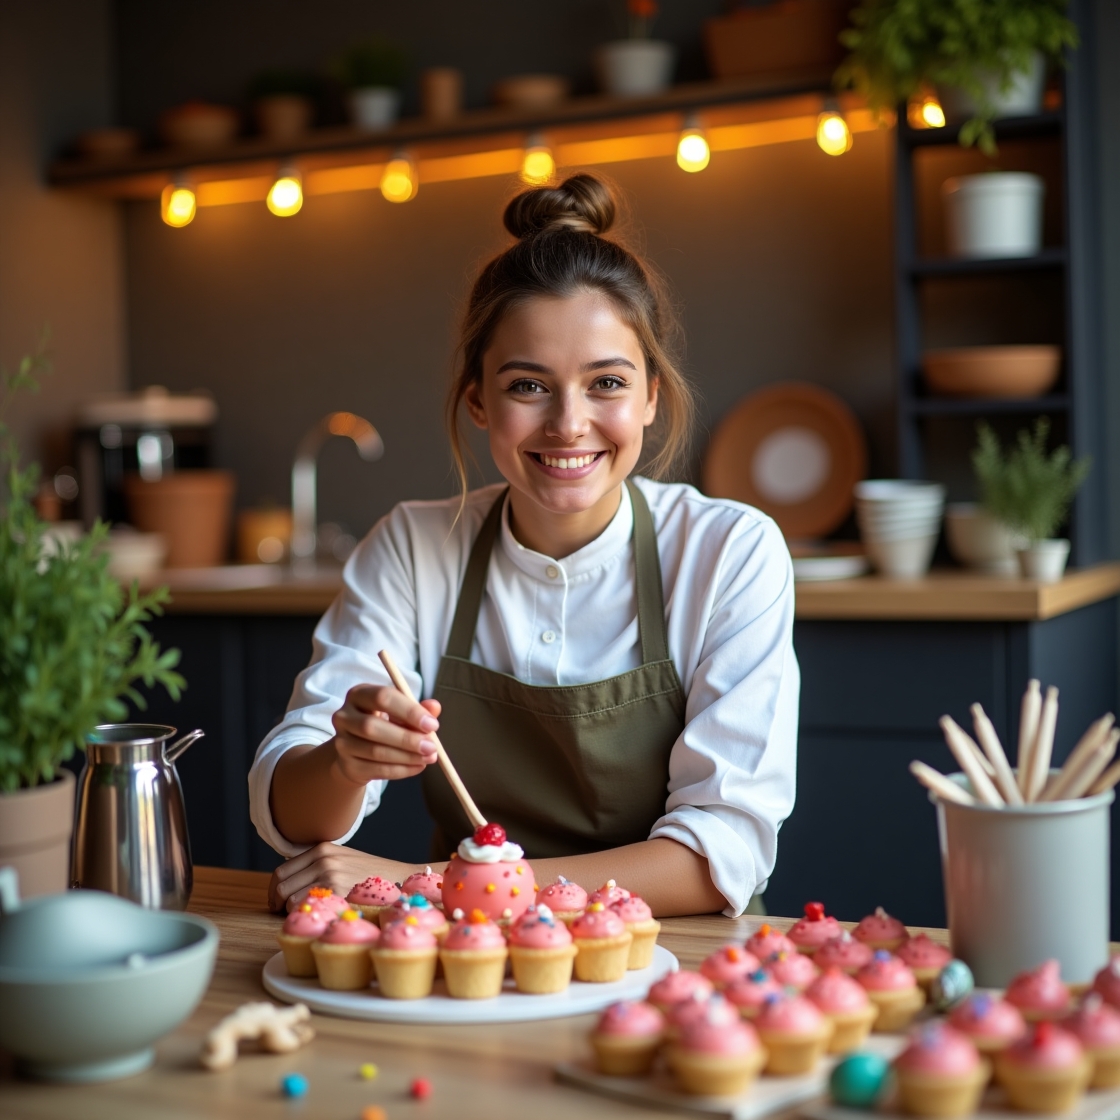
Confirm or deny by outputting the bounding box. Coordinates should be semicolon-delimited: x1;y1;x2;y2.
250;174;799;921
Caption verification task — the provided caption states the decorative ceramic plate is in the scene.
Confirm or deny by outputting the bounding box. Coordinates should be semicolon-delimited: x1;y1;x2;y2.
262;944;677;1025
792;554;870;582
703;383;867;540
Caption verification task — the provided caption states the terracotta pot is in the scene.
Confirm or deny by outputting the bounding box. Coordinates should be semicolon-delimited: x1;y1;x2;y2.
0;769;76;898
254;94;313;142
125;470;235;568
159;102;239;149
491;74;569;109
420;68;464;120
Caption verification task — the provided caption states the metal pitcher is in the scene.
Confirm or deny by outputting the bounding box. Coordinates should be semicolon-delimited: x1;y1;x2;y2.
71;724;203;911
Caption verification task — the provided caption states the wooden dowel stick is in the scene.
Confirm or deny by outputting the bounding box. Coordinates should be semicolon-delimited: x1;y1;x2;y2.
1040;714;1115;802
910;761;978;806
1025;686;1059;802
1017;680;1042;797
1060;731;1119;801
1089;752;1120;797
940;716;1005;807
377;649;488;830
971;703;1023;805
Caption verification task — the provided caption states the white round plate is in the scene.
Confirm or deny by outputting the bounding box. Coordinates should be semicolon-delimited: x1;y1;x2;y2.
262;945;678;1024
792;554;870;582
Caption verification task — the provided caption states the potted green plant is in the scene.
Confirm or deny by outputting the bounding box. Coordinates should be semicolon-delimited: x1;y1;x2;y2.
596;0;676;97
335;38;408;131
0;352;184;897
971;418;1089;582
836;0;1078;154
247;69;320;142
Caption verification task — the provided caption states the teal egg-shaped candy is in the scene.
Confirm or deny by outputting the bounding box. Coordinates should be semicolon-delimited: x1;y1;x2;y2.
829;1052;890;1109
930;959;974;1011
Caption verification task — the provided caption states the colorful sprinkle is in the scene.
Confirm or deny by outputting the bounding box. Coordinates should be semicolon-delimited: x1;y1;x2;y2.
361;1107;387;1120
358;1062;378;1080
341;909;359;922
454;882;464;891
510;886;520;896
410;1077;433;1099
805;901;825;921
485;883;496;894
280;1072;308;1098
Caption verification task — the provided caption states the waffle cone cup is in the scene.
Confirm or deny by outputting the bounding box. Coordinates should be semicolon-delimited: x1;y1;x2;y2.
509;943;578;994
624;919;661;970
868;985;926;1032
553;909;584;929
591;1032;663;1076
1087;1045;1120;1089
371;946;438;999
276;932;318;978
666;1043;767;1096
439;946;509;999
355;903;392;923
824;1003;879;1053
895;1062;991;1117
758;1022;834;1075
310;940;374;990
574;932;633;982
994;1055;1091;1113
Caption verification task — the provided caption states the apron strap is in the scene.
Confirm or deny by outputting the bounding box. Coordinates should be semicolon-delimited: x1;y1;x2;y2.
444;480;670;666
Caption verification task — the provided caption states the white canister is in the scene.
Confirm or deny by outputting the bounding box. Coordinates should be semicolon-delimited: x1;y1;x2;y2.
348;87;401;130
943;173;1045;259
1017;539;1071;582
595;40;676;97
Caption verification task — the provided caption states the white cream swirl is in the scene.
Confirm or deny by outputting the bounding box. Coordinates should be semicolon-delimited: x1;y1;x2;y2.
456;837;524;863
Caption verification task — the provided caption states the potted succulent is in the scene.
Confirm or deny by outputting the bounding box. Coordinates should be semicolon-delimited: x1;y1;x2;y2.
335;38;408;131
596;0;676;97
0;352;184;897
971;418;1089;582
247;69;320;142
836;0;1078;154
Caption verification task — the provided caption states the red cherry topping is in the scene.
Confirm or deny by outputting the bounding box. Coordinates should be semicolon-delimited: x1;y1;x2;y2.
473;822;507;847
804;901;826;922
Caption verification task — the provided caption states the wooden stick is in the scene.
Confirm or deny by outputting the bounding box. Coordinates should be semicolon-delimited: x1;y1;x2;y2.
1025;686;1059;802
939;716;1005;807
1039;714;1115;802
1088;751;1120;797
971;703;1023;805
1059;731;1119;801
910;761;978;806
1017;680;1042;797
377;649;487;830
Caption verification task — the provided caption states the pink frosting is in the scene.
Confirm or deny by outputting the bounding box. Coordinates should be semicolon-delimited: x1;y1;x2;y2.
443;910;508;951
678;1016;761;1056
949;993;1027;1042
766;950;820;990
896;1024;981;1075
815;931;874;973
725;969;783;1012
536;876;588;913
897;933;953;972
745;923;796;959
757;993;827;1035
441;854;535;923
318;910;381;945
649;970;714;1008
1003;1022;1085;1070
611;895;654;923
346;876;401;908
595;1000;665;1037
857;951;917;992
701;945;762;987
806;967;871;1014
381;895;449;932
509;906;573;949
1094;958;1120;1008
571;904;626;940
305;887;348;915
667;992;741;1033
282;904;331;938
1063;994;1120;1049
380;918;438;950
587;879;630;907
788;902;843;951
853;907;908;946
399;867;444;906
1005;959;1071;1016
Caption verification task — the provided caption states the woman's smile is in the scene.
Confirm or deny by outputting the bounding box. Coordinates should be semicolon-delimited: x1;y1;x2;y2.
527;449;608;478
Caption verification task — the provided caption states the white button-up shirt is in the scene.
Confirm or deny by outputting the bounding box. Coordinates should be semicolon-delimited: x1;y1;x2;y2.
249;477;799;916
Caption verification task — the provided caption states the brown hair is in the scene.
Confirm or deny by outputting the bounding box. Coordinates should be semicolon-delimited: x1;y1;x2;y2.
446;173;695;500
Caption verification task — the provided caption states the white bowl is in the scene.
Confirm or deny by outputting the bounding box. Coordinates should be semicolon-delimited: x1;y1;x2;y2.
864;532;940;579
854;480;946;503
945;504;1026;575
101;530;168;581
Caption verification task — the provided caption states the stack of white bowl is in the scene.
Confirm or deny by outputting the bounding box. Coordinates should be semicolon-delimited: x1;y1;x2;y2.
855;480;946;578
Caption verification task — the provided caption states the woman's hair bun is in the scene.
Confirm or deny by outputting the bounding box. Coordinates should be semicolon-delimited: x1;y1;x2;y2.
503;173;616;239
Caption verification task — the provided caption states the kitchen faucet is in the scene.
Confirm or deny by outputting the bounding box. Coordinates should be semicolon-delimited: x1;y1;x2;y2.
291;411;383;568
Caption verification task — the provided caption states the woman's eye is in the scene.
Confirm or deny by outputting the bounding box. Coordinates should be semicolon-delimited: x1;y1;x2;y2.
593;375;627;391
508;379;546;394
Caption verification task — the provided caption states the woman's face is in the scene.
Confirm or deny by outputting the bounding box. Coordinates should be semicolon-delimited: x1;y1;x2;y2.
466;291;658;523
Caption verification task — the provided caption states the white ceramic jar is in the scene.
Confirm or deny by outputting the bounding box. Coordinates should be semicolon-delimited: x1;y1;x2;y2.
595;40;676;96
348;87;401;130
943;172;1045;258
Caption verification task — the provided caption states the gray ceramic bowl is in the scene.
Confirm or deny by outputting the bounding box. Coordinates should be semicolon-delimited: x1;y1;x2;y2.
0;868;218;1081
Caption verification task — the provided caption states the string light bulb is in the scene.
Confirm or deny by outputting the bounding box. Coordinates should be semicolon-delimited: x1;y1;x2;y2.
676;117;710;173
816;104;853;156
908;92;946;130
160;181;196;227
380;152;417;203
267;167;303;216
520;134;555;185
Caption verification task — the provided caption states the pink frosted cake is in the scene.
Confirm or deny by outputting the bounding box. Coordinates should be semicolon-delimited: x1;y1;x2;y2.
304;885;349;916
441;822;535;925
1005;959;1072;1022
766;949;820;991
1063;994;1120;1089
755;992;833;1074
894;1023;988;1117
815;930;874;975
587;879;631;907
346;875;401;922
1094;958;1120;1010
377;893;451;939
996;1022;1091;1112
590;1000;666;1075
856;950;925;1031
700;944;761;989
896;933;953;989
649;969;714;1013
667;1009;766;1096
725;969;783;1020
806;966;877;1052
853;906;909;951
399;866;444;907
948;992;1027;1055
788;902;843;955
745;923;796;959
535;876;587;925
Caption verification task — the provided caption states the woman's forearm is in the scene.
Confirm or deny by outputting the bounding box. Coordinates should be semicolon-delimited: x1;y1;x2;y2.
269;741;370;845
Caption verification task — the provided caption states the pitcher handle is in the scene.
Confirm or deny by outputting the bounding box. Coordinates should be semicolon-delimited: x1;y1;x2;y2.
0;867;21;914
165;728;205;764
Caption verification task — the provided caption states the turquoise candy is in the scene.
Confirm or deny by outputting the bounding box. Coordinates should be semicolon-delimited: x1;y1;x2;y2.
931;959;975;1011
830;1052;891;1109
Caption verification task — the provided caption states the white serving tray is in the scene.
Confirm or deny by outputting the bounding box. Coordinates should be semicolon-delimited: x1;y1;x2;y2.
262;944;677;1025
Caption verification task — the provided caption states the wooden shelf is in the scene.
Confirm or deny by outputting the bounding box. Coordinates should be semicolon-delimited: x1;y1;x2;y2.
899;111;1063;149
905;394;1070;417
908;248;1067;278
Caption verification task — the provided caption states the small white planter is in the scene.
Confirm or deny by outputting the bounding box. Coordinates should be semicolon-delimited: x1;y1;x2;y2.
940;51;1046;120
1017;539;1070;582
595;40;676;97
945;503;1027;576
943;172;1045;259
348;87;401;130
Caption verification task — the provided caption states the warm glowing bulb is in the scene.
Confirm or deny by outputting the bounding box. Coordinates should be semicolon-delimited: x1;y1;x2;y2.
521;145;555;185
908;94;946;130
816;111;853;156
267;174;303;217
160;184;196;227
676;129;710;173
380;155;417;203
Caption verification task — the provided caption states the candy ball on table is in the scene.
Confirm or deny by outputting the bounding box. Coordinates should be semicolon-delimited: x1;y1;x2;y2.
930;959;974;1012
830;1052;891;1109
441;823;535;925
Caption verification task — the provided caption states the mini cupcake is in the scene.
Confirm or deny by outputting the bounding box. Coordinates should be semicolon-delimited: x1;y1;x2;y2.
666;1009;767;1096
1005;959;1072;1022
439;908;509;999
571;903;632;983
815;930;874;975
535;876;588;927
894;1023;989;1118
589;1000;666;1075
806;967;878;1053
896;934;953;992
788;902;843;956
756;992;834;1075
304;885;349;916
508;904;578;994
948;992;1027;1057
746;922;796;959
310;908;381;990
378;893;451;939
995;1021;1091;1113
1093;957;1120;1010
766;949;820;992
346;875;401;923
399;865;444;908
1063;993;1120;1089
648;969;714;1013
587;879;630;907
276;902;331;977
857;951;926;1032
665;991;741;1040
853;907;909;952
610;895;660;970
371;916;438;999
700;945;761;990
725;969;783;1020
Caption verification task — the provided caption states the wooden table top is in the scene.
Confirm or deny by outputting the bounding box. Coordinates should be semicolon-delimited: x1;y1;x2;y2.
0;868;949;1119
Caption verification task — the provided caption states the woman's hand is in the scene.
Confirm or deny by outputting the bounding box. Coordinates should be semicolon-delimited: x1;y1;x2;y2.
268;842;423;912
329;685;441;785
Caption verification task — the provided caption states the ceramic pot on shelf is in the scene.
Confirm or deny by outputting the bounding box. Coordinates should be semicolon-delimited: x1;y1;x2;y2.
939;51;1047;121
1017;539;1070;582
0;770;75;899
595;40;676;96
943;173;1045;259
348;87;401;130
254;94;313;142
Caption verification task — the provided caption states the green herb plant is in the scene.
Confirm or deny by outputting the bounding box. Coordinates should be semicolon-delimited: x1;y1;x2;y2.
333;38;408;91
971;418;1089;542
836;0;1078;154
0;344;184;792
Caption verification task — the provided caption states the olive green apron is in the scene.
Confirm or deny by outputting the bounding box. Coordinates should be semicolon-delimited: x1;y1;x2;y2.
423;480;686;860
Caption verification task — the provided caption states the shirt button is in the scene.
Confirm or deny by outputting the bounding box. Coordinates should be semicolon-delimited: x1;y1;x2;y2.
541;630;556;644
546;564;559;579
